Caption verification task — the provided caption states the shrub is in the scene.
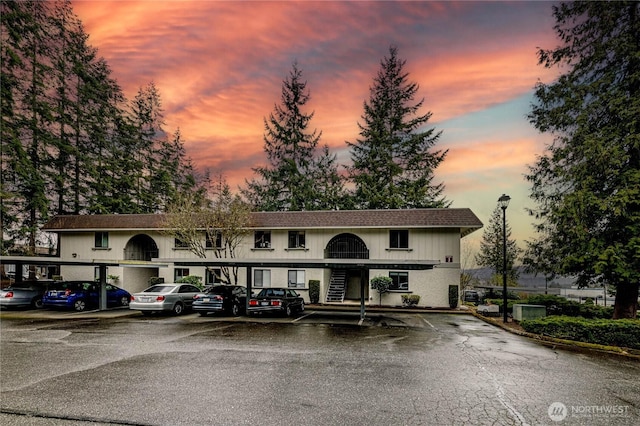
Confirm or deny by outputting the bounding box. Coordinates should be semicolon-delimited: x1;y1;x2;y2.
370;276;392;305
448;285;459;308
520;317;640;349
401;294;420;307
308;280;320;304
521;294;613;319
176;275;203;289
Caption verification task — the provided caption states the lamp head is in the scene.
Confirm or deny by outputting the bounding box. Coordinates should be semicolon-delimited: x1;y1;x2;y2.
498;194;511;210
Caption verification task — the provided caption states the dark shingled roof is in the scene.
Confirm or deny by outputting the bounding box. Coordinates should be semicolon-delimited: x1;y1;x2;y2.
43;209;483;236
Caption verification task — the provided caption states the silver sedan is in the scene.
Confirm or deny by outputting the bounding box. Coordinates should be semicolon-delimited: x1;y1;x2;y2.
129;283;201;315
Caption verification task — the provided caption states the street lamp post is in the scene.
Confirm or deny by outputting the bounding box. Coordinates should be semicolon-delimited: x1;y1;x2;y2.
498;194;511;323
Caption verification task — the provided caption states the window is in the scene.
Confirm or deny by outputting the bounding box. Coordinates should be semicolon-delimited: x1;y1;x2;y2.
389;271;409;291
288;231;305;249
288;270;305;288
254;269;271;288
174;238;189;249
445;255;454;263
94;232;109;249
174;268;189;281
206;268;223;285
206;232;223;249
254;231;271;248
390;230;409;249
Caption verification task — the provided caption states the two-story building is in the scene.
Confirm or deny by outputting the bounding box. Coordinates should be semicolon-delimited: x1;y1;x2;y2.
42;209;482;308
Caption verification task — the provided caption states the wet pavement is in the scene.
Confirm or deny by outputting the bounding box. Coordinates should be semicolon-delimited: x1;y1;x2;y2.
1;309;639;425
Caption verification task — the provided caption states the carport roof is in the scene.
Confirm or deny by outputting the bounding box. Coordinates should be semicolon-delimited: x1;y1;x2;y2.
43;209;482;236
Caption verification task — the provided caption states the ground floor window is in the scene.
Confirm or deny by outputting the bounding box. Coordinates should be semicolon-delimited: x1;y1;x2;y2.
206;268;222;285
389;271;409;290
174;268;189;282
254;269;271;288
288;270;305;288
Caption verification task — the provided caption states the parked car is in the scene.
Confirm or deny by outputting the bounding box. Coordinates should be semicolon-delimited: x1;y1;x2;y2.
193;285;248;317
42;281;131;312
0;280;51;309
248;287;305;317
129;283;201;315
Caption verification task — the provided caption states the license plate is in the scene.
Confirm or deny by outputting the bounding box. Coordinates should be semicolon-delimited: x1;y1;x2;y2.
49;291;57;296
203;298;210;303
261;301;269;306
141;297;151;302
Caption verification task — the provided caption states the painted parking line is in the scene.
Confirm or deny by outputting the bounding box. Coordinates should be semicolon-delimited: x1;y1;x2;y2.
422;317;437;330
292;311;316;322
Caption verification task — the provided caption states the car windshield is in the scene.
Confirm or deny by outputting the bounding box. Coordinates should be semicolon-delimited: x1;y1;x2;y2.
144;285;174;293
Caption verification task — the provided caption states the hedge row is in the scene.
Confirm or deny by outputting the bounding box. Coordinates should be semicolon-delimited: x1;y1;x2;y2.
485;294;615;319
520;316;640;349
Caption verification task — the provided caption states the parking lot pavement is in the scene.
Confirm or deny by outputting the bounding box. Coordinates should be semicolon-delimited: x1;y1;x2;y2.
0;305;465;328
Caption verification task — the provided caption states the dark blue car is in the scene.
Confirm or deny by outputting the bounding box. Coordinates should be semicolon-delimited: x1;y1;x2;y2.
42;281;131;312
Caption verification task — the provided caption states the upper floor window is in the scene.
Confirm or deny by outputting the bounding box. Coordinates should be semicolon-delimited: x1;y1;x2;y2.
174;238;189;249
254;231;271;248
206;231;223;249
389;230;409;249
389;271;409;291
288;231;306;249
94;232;109;249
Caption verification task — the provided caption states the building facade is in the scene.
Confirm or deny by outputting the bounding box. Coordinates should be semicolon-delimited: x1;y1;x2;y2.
43;209;482;308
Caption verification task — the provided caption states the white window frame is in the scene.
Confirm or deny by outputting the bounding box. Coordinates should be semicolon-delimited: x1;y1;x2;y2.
288;270;305;288
254;269;271;288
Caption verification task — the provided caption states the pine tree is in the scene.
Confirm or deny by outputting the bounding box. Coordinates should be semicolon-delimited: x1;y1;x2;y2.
526;1;640;319
347;46;448;210
243;63;324;211
475;206;522;284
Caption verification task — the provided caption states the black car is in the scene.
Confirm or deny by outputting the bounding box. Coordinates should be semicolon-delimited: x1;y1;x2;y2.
248;287;305;317
192;285;248;316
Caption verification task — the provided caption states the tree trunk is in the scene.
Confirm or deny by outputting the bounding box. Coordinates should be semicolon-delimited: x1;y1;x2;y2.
613;282;639;319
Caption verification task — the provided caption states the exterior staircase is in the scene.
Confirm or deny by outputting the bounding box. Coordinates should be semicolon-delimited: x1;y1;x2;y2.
325;269;347;302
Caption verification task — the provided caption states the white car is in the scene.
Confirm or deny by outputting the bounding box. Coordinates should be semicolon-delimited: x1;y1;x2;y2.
129;283;201;315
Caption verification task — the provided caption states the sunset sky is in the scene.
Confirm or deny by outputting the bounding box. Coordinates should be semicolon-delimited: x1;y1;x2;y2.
71;0;563;263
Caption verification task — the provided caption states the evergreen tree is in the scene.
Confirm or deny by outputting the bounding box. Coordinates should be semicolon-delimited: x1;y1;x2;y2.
244;63;325;211
475;206;522;283
526;1;640;319
347;46;449;209
308;144;350;210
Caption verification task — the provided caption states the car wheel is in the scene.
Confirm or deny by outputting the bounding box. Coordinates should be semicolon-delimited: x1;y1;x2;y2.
286;305;293;317
198;312;208;317
172;303;184;315
231;303;240;317
119;296;130;306
32;297;44;309
74;299;86;312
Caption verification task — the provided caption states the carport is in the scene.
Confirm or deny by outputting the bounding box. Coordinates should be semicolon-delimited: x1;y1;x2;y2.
0;256;168;310
156;258;438;320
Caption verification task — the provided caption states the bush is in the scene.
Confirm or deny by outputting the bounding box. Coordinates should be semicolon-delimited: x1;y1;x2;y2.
370;276;392;305
308;280;320;304
522;294;613;319
176;275;203;289
401;294;420;307
520;316;640;349
448;285;459;308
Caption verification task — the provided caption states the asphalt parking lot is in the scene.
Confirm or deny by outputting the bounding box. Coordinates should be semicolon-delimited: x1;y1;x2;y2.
2;308;639;426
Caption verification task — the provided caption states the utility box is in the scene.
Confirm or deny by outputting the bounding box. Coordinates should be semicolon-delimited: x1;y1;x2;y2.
477;304;500;316
513;304;546;322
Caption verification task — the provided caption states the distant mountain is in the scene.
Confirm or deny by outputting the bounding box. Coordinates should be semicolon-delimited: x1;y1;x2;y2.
463;267;577;288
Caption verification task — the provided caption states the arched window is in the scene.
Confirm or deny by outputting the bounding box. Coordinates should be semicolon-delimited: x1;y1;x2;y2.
124;234;159;261
325;233;369;259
